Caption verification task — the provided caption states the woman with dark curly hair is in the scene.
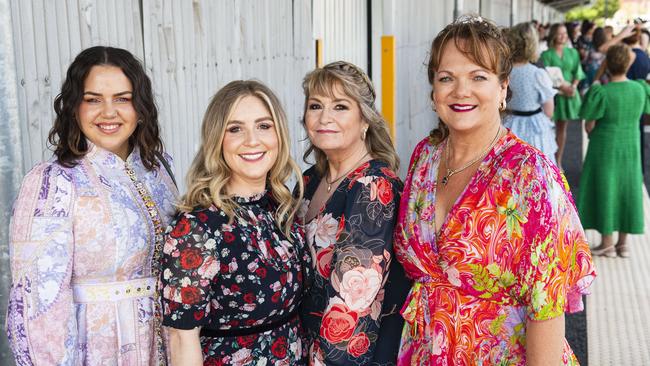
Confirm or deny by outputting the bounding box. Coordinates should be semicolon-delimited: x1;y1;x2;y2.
6;46;178;365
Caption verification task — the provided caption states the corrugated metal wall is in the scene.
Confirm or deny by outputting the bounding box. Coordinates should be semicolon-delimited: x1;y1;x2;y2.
313;0;368;72
0;0;22;362
142;0;314;190
393;0;455;176
9;0;144;171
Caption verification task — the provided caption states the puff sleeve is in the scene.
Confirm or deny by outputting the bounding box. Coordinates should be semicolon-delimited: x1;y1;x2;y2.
7;163;78;365
514;154;596;321
580;83;606;121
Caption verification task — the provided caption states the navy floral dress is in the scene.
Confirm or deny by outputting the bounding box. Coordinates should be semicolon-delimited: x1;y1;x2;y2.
161;191;311;365
299;160;411;366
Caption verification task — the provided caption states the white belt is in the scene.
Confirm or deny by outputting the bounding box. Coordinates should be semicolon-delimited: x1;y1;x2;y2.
72;277;156;303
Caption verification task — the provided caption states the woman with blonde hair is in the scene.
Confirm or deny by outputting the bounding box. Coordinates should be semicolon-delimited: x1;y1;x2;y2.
504;22;558;163
160;80;311;365
540;22;586;169
299;61;411;365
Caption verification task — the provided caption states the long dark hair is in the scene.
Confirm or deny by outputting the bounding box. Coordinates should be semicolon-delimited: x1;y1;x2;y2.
48;46;162;169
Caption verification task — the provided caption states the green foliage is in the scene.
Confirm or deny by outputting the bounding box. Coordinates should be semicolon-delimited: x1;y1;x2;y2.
566;0;620;21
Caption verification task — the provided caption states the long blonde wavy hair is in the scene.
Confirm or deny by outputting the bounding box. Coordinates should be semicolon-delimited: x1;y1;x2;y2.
301;61;399;175
178;80;303;238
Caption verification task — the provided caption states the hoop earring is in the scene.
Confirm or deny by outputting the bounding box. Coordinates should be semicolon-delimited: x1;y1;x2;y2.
137;119;143;124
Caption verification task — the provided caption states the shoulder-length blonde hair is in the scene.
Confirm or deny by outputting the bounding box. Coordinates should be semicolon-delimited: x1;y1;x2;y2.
178;80;303;238
301;61;399;175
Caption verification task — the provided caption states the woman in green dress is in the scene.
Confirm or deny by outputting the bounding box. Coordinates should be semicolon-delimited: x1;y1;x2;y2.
540;23;586;169
578;43;650;258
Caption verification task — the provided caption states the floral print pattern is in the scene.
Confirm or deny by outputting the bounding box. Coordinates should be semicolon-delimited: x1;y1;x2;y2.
394;132;596;366
300;160;411;365
161;192;311;365
7;144;177;365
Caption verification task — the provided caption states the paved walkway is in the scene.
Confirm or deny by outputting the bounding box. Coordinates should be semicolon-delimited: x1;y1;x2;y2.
586;186;650;365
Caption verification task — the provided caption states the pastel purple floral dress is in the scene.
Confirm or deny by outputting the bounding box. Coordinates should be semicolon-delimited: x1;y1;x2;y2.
6;144;177;365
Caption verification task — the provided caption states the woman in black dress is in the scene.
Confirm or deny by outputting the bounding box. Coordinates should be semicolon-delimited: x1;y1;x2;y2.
160;80;311;365
299;61;411;365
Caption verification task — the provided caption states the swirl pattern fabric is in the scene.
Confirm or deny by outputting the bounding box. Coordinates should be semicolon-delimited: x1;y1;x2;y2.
394;132;596;365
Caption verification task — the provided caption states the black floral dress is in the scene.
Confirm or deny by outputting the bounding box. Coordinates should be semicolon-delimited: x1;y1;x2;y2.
160;192;311;366
299;160;412;366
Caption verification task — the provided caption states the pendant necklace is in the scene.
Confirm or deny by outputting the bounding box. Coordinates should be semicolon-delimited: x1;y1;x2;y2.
325;152;370;193
441;126;502;186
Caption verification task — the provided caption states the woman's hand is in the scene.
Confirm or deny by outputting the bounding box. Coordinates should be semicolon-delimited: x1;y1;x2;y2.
585;120;595;135
559;83;575;97
167;327;203;366
526;314;565;366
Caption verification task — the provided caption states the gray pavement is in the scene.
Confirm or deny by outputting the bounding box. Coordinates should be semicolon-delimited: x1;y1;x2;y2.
562;121;650;366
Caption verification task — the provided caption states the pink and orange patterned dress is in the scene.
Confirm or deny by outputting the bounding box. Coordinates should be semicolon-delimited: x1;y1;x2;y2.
394;132;596;365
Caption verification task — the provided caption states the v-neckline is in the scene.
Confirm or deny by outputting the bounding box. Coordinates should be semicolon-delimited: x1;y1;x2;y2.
303;161;371;225
431;134;507;240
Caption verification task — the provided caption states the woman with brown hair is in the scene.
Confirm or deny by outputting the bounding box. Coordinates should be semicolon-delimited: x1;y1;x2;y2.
299;61;410;365
7;46;177;365
394;16;595;365
579;44;650;258
160;80;311;365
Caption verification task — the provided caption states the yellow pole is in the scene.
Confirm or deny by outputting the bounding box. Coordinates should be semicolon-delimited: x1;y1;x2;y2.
381;35;396;140
316;39;323;68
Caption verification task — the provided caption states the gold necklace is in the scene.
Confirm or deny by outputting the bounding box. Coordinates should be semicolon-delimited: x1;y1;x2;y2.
325;152;370;192
441;126;502;186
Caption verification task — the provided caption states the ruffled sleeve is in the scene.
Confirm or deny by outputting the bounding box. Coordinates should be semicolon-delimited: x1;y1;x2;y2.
161;211;220;329
513;154;596;321
535;67;557;104
7;162;78;365
580;83;606;121
314;166;402;365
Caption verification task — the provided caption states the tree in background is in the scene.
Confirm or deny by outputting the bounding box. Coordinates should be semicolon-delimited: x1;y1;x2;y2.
566;0;621;21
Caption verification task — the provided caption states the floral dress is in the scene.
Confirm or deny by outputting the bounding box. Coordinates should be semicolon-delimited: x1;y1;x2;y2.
7;144;177;365
160;191;311;366
394;132;596;366
300;160;411;365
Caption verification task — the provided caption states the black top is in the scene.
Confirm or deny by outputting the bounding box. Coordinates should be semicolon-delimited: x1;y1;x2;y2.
299;160;411;366
161;191;311;365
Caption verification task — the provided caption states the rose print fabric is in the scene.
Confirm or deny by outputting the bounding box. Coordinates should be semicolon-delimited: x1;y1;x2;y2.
300;160;411;365
160;191;311;365
394;132;596;365
6;144;177;365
